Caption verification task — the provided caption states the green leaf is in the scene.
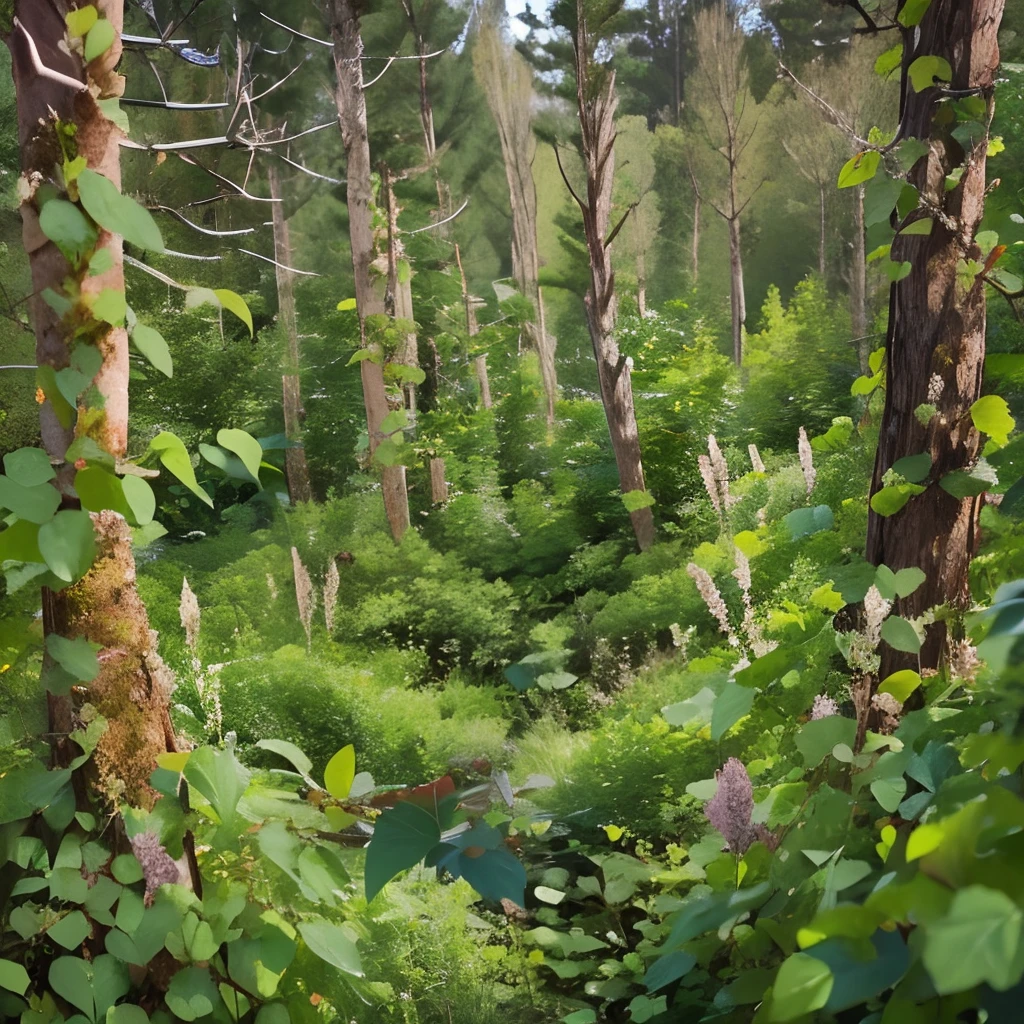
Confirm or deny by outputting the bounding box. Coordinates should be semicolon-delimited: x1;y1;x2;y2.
216;429;263;485
336;297;357;311
0;959;30;996
76;466;131;519
838;151;880;189
898;0;932;25
373;438;404;467
874;43;903;78
863;176;904;228
892;453;931;483
899;217;934;236
66;6;99;35
184;745;251;835
324;745;355;800
121;475;156;526
768;953;833;1021
922;886;1024;993
870;776;907;813
131;324;172;377
215;290;253;336
39;509;97;583
796;716;857;768
39;199;98;263
112;853;144;884
55;344;103;407
4;447;55;487
870;484;925;516
622;489;656;512
255;739;316;786
78;170;164;252
107;1007;150;1024
49;957;94;1018
346;348;375;365
166;966;218;1021
881;616;922;654
298;918;364;977
645;951;696;993
909;55;953;92
365;801;442;902
149;432;213;507
92;288;127;326
971;395;1015;446
85;18;116;62
885;260;913;283
0;477;59;525
783;504;834;539
940;459;998;498
46;635;100;682
48;910;91;949
875;565;926;599
710;680;755;742
199;444;257;485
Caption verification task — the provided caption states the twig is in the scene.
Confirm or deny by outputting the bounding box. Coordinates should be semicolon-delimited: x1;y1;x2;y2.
402;198;469;235
14;18;87;93
154;206;256;237
552;143;586;214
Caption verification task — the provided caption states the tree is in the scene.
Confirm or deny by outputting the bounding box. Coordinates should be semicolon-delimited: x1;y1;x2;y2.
687;1;765;365
474;1;557;426
327;0;411;542
856;0;1006;677
613;115;661;316
553;0;656;551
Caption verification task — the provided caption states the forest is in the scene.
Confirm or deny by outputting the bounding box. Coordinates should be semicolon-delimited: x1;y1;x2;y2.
0;0;1023;1020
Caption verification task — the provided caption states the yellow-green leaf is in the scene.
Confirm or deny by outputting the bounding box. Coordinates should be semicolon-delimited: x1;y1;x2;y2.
324;745;356;800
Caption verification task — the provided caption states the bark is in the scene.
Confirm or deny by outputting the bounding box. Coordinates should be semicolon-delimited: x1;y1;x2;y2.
690;182;701;284
474;14;557;425
728;216;745;365
8;0;176;805
568;9;655;551
329;0;410;542
475;355;493;410
429;458;448;503
866;0;1005;676
635;209;647;317
268;163;313;504
851;182;869;370
818;182;827;279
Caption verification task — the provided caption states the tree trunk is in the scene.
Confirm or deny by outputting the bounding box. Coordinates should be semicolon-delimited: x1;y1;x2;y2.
691;188;701;284
9;0;176;804
474;15;557;426
268;163;313;504
475;355;493;410
818;181;827;279
866;0;1004;676
635;209;648;317
728;216;745;365
429;458;448;503
329;0;410;543
851;182;869;370
571;21;655;551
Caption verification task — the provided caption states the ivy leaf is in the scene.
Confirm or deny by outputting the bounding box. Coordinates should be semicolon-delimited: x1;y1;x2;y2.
908;55;953;92
940;459;998;498
149;432;213;507
881;615;922;654
899;217;934;236
131;323;172;377
66;6;99;36
4;447;55;487
39;510;96;583
92;288;127;326
838;151;880;189
217;429;263;486
922;886;1024;993
39;199;98;263
298;918;363;977
215;289;254;336
365;801;442;902
78;169;164;252
885;260;913;282
874;43;903;78
0;959;30;996
45;635;100;683
971;395;1015;447
84;18;116;62
768;953;833;1021
121;475;156;526
870;484;925;516
324;745;356;800
336;297;357;311
898;0;932;26
783;504;833;539
891;453;931;483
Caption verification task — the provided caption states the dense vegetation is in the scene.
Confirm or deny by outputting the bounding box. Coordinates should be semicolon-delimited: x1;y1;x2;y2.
1;0;1024;1022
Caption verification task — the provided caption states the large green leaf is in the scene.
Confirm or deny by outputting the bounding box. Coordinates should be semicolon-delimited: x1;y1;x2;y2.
39;509;97;583
78;169;164;252
216;429;263;485
710;680;755;742
183;745;251;835
39;199;97;263
324;745;356;800
4;447;55;487
298;918;363;977
0;959;30;996
131;323;173;377
0;475;61;524
46;635;100;683
365;800;442;902
908;55;952;92
881;616;922;654
972;395;1015;447
149;432;213;507
795;716;857;768
783;505;834;540
838;151;880;189
768;953;833;1021
923;886;1024;993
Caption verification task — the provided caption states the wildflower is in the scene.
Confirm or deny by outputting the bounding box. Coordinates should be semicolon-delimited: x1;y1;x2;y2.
687;563;738;646
705;758;756;854
129;832;179;903
811;694;840;720
292;547;316;652
798;426;816;494
708;434;729;495
324;559;340;634
871;691;903;733
748;444;766;474
179;578;200;652
698;454;721;514
947;638;981;683
266;574;278;600
927;373;944;405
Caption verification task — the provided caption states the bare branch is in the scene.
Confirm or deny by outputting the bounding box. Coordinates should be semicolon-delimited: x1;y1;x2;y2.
266;151;344;186
0;364;37;370
604;202;638;249
236;249;321;277
124;254;185;290
122;34;191;47
176;154;280;203
260;13;334;48
553;144;586;215
154;206;257;237
121;98;229;110
363;57;396;89
14;18;87;93
402;198;469;235
161;248;223;261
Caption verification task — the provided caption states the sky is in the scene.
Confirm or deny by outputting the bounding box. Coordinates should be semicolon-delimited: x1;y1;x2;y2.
505;0;532;39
